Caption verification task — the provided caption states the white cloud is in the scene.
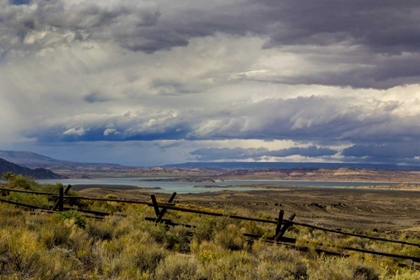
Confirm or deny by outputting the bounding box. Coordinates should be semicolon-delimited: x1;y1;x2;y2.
103;128;119;136
63;127;87;136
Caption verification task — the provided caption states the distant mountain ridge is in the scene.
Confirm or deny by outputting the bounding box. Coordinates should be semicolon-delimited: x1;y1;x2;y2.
165;161;420;171
0;157;64;179
0;150;122;168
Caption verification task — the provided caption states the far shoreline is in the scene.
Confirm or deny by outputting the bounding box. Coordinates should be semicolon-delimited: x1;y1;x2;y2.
68;182;420;193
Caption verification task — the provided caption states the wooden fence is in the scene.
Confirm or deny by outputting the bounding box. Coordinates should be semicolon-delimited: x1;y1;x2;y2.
0;184;419;268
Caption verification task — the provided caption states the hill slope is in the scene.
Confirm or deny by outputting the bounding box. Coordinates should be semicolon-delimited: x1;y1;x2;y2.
0;157;64;179
0;150;121;168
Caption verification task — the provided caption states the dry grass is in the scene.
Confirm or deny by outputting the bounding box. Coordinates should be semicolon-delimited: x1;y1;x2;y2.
0;200;419;279
0;176;420;279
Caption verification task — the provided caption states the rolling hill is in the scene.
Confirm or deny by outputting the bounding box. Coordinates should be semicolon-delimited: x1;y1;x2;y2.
0;157;65;179
0;150;121;168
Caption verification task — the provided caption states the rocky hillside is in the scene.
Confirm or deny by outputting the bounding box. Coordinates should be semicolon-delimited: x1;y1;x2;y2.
0;157;65;179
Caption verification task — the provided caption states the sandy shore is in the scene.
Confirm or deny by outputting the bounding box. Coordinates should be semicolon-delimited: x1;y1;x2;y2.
72;184;161;191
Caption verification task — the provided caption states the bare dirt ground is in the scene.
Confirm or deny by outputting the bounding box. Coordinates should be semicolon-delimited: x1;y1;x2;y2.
78;186;420;232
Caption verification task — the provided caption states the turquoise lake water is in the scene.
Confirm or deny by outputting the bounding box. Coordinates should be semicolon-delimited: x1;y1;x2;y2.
37;178;397;194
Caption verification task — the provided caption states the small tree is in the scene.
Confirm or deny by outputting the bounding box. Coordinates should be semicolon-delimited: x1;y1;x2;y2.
2;173;38;190
2;171;15;182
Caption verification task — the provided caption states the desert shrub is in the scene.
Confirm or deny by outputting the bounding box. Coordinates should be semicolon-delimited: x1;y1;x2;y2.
106;215;130;238
353;266;379;280
86;220;114;240
214;223;246;250
147;223;191;252
294;262;309;280
165;226;191;252
149;223;168;244
72;236;96;268
0;205;25;227
0;226;81;279
389;271;420;280
6;174;38;190
132;243;166;272
3;174;65;194
154;254;198;280
194;216;217;242
1;171;15;181
39;248;82;279
198;250;255;280
34;182;63;193
197;248;220;264
240;220;267;236
99;194;125;213
8;192;50;208
54;210;87;229
0;228;42;277
40;221;73;249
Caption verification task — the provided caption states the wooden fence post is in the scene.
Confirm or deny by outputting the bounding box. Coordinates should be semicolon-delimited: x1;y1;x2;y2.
275;210;284;241
52;185;72;210
155;192;177;223
58;186;64;212
279;213;296;237
150;195;160;217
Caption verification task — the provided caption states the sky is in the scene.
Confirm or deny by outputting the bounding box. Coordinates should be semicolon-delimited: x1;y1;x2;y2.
1;0;420;166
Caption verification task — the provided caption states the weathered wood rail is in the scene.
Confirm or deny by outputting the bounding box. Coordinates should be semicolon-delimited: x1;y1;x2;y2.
1;184;420;266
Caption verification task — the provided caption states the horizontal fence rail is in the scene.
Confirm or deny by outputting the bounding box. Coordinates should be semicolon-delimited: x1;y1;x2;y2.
285;219;420;247
0;186;58;196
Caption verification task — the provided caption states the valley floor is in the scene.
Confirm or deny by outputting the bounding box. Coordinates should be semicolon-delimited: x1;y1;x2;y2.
78;186;420;231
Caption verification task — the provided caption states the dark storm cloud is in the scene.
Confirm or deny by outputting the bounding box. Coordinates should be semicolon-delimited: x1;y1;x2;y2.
242;54;420;89
258;0;420;54
27;109;193;142
158;0;420;88
0;0;160;52
2;0;420;88
33;124;191;142
270;146;337;157
190;147;267;161
190;146;337;161
190;96;411;143
83;92;112;103
9;0;31;5
342;143;420;160
150;80;200;95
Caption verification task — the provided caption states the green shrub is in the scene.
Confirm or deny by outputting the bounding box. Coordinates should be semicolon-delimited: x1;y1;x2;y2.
8;192;50;208
6;174;38;190
54;210;87;229
34;183;63;193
